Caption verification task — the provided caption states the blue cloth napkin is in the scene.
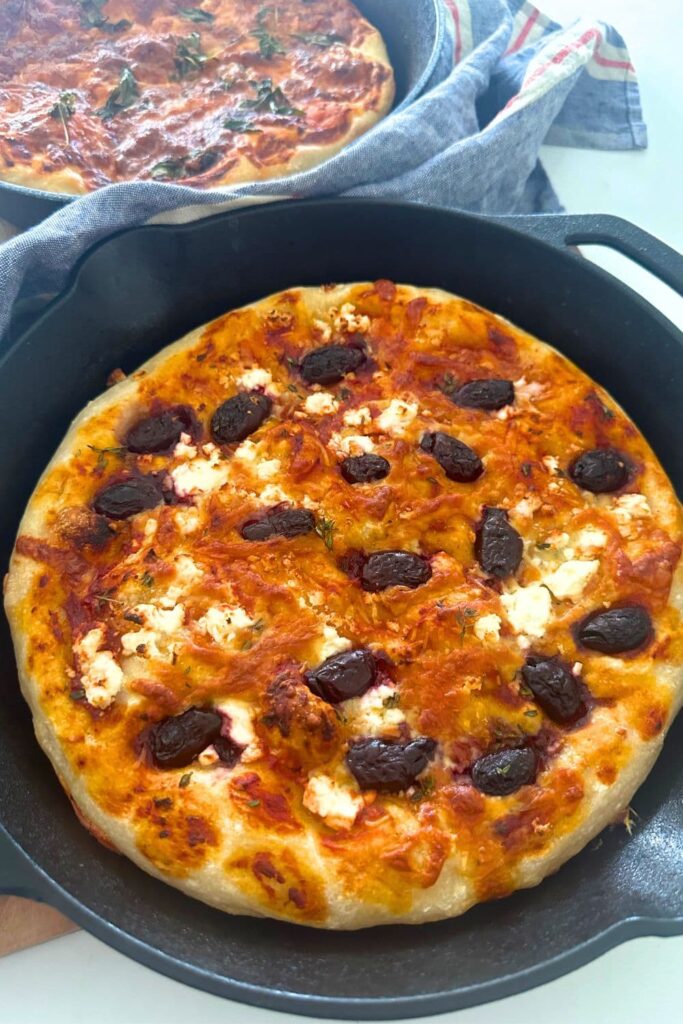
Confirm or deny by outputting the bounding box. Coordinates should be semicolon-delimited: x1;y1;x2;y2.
0;0;645;339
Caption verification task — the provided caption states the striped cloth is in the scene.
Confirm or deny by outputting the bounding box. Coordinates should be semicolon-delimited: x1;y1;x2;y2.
0;0;645;340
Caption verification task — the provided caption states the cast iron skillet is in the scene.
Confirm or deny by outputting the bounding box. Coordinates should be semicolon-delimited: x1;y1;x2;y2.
0;0;444;228
1;200;682;1020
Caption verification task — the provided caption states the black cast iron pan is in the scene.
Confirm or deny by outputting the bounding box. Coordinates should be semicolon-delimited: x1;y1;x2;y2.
1;200;682;1019
0;0;444;228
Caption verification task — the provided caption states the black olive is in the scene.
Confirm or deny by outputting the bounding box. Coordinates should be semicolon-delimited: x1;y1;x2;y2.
522;656;586;723
340;454;390;484
361;551;432;592
240;506;315;541
474;507;523;578
347;737;437;792
568;448;632;493
93;476;164;519
420;431;483;483
305;648;377;703
213;734;243;767
125;407;195;454
449;378;514;410
574;605;652;654
149;707;222;769
211;392;272;444
471;747;537;796
299;344;366;386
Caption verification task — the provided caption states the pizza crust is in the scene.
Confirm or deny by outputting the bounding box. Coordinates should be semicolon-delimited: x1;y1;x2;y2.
5;283;683;928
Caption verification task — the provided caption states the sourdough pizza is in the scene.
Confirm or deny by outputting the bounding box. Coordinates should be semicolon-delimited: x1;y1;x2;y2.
5;282;683;929
0;1;394;194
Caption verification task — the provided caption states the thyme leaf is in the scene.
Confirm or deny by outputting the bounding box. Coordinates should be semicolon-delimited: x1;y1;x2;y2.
410;776;435;803
223;116;262;133
241;77;302;117
179;6;215;23
87;443;127;470
50;91;77;144
294;31;342;47
79;1;130;32
95;68;139;120
179;772;192;788
175;31;209;77
315;515;335;550
150;148;220;180
251;6;285;59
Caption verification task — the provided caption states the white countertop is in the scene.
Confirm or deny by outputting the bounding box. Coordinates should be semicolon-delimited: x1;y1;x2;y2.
1;0;681;1021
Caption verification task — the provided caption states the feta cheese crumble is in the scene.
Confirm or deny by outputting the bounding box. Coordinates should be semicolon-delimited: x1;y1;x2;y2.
473;613;502;643
170;446;230;497
377;399;418;437
333;303;371;335
343;406;372;427
344;684;404;736
238;367;278;394
196;605;257;646
303;773;363;829
316;624;352;663
304;391;339;416
541;559;599;600
501;584;552;638
74;627;124;709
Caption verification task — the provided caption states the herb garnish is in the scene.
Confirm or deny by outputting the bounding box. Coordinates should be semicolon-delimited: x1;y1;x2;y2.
87;443;127;470
179;6;215;23
454;606;476;642
175;31;209;77
251;7;285;59
524;708;538;717
247;798;261;808
50;92;77;144
150;148;220;180
242;78;302;116
410;776;435;803
95;68;139;120
223;117;262;133
79;0;131;33
294;31;342;47
154;796;173;809
315;515;335;550
141;571;155;587
383;692;400;709
70;686;86;702
179;772;192;788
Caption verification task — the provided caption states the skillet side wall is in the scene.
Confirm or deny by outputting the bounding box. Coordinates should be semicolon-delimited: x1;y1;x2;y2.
0;200;681;1016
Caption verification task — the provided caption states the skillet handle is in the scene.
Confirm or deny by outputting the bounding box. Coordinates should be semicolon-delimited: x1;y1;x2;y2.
0;827;43;900
494;214;683;297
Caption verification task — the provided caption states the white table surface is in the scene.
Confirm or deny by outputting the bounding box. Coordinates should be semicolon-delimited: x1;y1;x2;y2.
1;0;681;1021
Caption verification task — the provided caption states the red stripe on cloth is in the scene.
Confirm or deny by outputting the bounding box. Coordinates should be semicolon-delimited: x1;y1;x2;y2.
522;26;600;89
507;7;540;55
593;51;634;71
443;0;463;65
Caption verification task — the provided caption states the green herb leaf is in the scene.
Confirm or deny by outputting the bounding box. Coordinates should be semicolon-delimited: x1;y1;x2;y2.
95;67;139;120
294;31;342;47
251;6;285;59
175;31;209;77
179;772;192;788
410;776;435;803
521;461;533;477
241;78;302;117
79;0;130;32
150;148;221;180
141;571;155;587
87;443;127;470
383;692;400;709
70;686;86;702
247;798;261;807
524;708;539;717
179;6;215;23
315;515;335;550
223;116;262;133
154;796;173;809
50;91;77;144
535;541;551;550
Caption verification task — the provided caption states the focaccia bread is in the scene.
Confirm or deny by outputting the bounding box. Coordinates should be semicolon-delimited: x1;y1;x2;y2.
5;281;682;928
0;0;394;194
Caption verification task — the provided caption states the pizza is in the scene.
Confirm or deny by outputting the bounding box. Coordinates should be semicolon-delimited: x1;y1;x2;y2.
0;0;394;194
5;281;683;929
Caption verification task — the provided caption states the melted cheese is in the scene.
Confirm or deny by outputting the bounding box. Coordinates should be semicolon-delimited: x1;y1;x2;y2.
377;399;418;436
541;559;599;600
304;392;339;415
196;605;257;646
501;584;552;638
